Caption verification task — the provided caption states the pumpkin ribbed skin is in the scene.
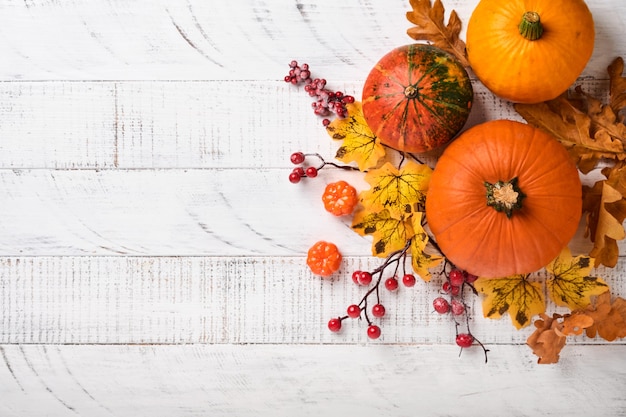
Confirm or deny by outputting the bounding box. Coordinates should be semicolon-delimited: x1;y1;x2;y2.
362;44;473;153
466;0;594;104
425;120;582;278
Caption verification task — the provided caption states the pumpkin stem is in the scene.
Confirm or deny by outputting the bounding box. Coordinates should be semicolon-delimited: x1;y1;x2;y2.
518;11;543;41
404;85;419;99
484;178;526;218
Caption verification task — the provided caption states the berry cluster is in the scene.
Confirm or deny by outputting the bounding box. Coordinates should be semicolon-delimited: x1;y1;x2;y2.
284;60;355;122
432;265;489;361
327;241;416;340
289;151;359;183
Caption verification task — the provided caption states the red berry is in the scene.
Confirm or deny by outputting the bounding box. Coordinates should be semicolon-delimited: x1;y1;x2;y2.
385;277;399;291
372;304;386;318
322;119;330;127
456;333;474;348
442;281;452;294
450;285;461;296
351;270;361;285
367;325;381;339
402;273;416;287
347;304;361;319
358;271;373;286
328;318;342;332
465;273;478;284
433;297;450;314
305;166;318;178
451;299;465;316
290;152;305;165
288;171;301;184
449;269;465;287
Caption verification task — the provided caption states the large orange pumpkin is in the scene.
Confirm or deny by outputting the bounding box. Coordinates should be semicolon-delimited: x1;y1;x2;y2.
466;0;595;104
362;44;473;153
425;120;582;278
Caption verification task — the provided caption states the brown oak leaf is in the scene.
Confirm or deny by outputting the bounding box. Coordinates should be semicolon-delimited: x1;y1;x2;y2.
560;312;594;336
582;166;626;267
515;95;626;174
406;0;469;67
526;314;567;364
608;57;626;115
580;291;626;341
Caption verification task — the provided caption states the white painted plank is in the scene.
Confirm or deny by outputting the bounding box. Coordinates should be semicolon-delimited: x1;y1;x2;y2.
0;344;625;417
0;168;371;256
0;167;605;256
1;256;625;345
0;0;620;81
0;79;612;169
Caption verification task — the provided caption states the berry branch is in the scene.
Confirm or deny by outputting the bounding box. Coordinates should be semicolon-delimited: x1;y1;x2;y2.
289;152;361;183
284;61;355;124
327;239;416;339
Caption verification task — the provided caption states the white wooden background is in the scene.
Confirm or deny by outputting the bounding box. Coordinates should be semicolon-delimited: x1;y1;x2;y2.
1;1;625;416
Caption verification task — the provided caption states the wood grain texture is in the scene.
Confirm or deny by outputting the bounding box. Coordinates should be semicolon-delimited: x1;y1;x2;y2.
1;256;625;346
0;0;624;414
1;344;625;417
0;0;622;81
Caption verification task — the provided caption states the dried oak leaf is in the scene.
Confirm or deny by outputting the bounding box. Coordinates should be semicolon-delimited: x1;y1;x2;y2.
608;57;626;115
515;95;625;174
560;312;595;336
545;247;608;309
359;161;432;220
406;0;469;67
527;313;567;364
409;212;443;282
326;102;386;171
474;274;545;329
580;291;626;341
515;57;626;174
582;166;626;267
351;208;414;257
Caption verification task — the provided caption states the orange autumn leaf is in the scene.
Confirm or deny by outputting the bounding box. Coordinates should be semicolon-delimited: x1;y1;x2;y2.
580;291;626;341
326;102;386;171
560;312;594;336
351;208;414;257
474;274;545;329
360;161;432;220
406;0;469;67
527;314;567;364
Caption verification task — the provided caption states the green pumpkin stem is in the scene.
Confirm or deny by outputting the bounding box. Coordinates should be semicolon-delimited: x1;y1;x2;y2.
485;177;526;219
518;11;543;41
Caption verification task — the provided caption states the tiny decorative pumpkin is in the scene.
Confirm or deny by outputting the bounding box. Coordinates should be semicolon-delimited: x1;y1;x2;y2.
466;0;595;104
362;44;473;153
425;120;582;278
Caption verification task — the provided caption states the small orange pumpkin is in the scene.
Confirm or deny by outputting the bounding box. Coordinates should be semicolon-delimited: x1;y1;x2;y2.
425;120;582;278
466;0;595;104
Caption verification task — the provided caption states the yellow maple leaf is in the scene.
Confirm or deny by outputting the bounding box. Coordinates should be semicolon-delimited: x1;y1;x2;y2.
474;275;545;329
545;247;608;309
352;208;414;257
325;102;386;171
359;161;432;220
406;0;469;67
409;213;443;282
